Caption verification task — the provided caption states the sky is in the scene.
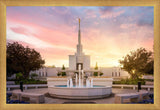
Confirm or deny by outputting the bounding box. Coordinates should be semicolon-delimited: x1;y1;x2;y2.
6;6;154;67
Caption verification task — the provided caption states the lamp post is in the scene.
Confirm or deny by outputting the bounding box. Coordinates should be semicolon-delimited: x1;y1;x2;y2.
20;81;23;92
138;81;141;92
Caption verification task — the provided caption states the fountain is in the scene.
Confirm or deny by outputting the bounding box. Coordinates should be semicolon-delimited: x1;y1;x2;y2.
47;64;113;99
69;78;73;87
86;78;90;87
91;78;93;87
67;79;69;87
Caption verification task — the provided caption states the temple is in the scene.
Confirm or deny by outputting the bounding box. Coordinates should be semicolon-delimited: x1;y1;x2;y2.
58;18;100;76
69;18;90;71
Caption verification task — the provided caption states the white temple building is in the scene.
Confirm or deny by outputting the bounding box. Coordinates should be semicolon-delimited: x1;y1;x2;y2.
29;19;130;81
69;19;90;71
59;18;101;76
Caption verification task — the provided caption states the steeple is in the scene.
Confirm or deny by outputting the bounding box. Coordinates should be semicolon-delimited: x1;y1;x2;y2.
76;18;83;55
78;18;81;45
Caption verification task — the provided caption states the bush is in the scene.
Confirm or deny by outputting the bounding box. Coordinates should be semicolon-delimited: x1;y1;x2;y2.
113;78;145;85
62;72;66;76
100;73;103;76
93;72;98;76
15;79;47;85
57;72;61;76
16;72;23;80
30;73;38;79
57;72;66;76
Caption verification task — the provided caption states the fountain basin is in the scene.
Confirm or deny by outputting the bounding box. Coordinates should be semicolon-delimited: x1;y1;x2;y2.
48;85;112;99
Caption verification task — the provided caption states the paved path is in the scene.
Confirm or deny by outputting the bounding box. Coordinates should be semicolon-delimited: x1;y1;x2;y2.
10;88;144;104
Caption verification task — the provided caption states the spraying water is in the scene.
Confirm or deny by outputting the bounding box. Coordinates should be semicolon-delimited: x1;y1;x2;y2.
67;64;93;88
70;78;73;87
67;79;70;87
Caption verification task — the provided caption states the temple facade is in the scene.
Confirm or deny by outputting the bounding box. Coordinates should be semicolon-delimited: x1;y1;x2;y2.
69;18;90;71
58;18;100;76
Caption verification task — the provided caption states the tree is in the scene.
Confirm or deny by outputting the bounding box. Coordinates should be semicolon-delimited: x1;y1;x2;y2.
51;65;56;68
7;42;45;78
94;62;98;76
47;65;56;68
94;62;98;70
62;64;65;70
61;64;66;76
119;48;153;79
143;59;154;75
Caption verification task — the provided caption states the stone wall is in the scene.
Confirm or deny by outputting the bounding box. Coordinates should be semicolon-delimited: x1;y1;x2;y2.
47;77;68;87
89;77;113;86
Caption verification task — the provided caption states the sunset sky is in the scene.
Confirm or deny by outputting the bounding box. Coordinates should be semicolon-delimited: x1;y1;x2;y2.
7;6;154;67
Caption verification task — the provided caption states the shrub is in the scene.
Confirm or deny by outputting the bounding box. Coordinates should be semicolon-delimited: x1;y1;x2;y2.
62;72;66;76
93;72;98;76
15;79;47;85
57;72;61;76
30;73;38;79
100;73;103;76
57;72;66;76
16;72;23;80
113;78;145;85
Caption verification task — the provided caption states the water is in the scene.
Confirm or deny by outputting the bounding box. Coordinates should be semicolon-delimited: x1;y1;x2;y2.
55;85;105;88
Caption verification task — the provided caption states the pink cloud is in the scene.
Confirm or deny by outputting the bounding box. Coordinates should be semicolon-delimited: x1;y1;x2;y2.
51;7;70;15
7;16;77;49
10;26;29;36
85;9;97;18
100;10;125;19
120;23;137;29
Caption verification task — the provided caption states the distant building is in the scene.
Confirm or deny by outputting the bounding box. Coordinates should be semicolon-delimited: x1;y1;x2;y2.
30;66;129;81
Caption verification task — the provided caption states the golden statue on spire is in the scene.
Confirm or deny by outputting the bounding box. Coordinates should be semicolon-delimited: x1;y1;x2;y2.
79;18;80;24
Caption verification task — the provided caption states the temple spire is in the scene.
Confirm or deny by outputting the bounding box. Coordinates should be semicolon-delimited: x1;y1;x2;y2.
78;18;81;45
76;18;83;55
